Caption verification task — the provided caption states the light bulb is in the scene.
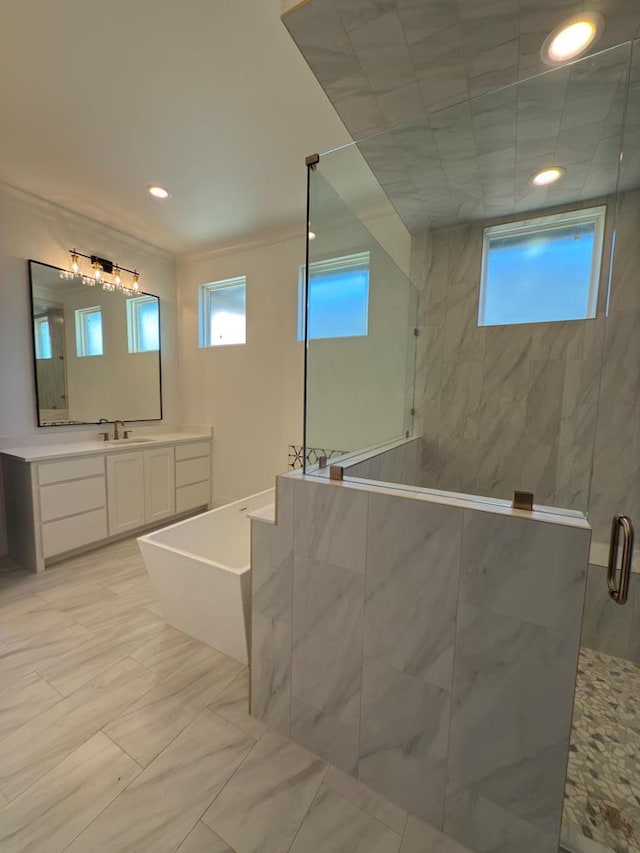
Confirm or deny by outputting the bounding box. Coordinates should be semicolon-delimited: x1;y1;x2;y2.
147;185;170;199
113;266;122;287
542;12;604;65
70;251;80;275
132;271;140;292
530;167;565;187
93;263;102;281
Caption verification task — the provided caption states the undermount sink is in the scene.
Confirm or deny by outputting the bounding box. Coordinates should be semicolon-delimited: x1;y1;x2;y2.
105;438;155;446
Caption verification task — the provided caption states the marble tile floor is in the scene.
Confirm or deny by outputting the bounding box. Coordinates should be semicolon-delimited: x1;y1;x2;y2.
0;537;471;853
562;647;640;853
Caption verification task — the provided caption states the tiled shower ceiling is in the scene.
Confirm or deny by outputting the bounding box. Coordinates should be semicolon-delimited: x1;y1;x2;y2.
284;0;640;137
357;44;639;231
285;0;640;231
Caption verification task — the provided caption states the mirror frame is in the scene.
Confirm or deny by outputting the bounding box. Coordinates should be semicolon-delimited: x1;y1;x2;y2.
28;259;164;427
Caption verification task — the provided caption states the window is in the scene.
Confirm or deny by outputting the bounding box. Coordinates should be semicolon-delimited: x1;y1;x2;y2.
297;251;370;341
75;306;103;357
127;295;160;353
198;276;246;347
34;317;52;359
478;206;606;327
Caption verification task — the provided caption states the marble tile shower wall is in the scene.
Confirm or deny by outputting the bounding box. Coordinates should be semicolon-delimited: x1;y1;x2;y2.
343;437;422;486
581;563;640;662
411;190;640;547
251;474;591;852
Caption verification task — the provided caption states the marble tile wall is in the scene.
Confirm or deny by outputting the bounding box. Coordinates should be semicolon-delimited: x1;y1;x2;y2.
343;437;421;486
251;474;591;851
250;477;294;737
580;563;640;662
285;4;639;235
411;190;640;548
284;0;640;144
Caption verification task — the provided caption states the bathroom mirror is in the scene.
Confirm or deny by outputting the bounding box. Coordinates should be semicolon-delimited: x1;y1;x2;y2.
28;260;162;426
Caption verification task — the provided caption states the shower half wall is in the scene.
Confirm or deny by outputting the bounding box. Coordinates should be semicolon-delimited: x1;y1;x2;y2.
251;473;591;852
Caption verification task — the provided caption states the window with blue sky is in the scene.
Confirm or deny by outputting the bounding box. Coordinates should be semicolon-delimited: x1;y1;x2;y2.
127;295;160;353
298;251;370;341
75;306;103;357
478;206;606;327
34;316;52;359
199;277;247;347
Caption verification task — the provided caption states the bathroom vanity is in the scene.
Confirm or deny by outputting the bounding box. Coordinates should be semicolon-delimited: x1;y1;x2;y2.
1;432;212;572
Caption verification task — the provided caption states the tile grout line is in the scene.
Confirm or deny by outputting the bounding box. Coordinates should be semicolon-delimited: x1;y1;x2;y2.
58;735;146;853
357;490;370;787
440;506;466;835
168;706;266;853
100;728;146;772
198;725;267;844
102;660;243;768
282;762;329;853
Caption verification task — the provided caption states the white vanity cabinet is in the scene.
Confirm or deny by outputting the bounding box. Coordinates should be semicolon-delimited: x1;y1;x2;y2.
38;455;108;559
106;452;145;535
144;446;176;524
1;434;211;572
175;440;211;513
107;446;176;535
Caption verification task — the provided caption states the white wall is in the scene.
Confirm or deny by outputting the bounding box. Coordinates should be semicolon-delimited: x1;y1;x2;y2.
178;209;412;506
0;182;178;554
178;234;305;506
307;219;415;450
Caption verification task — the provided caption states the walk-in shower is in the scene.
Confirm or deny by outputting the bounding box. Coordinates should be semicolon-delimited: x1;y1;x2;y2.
301;38;640;853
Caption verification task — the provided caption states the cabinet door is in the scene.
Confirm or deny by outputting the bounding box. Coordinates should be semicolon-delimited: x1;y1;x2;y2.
106;452;145;536
144;446;175;524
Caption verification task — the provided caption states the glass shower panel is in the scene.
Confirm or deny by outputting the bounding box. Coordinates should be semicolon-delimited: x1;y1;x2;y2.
317;43;627;509
303;147;418;475
561;39;640;853
302;34;639;853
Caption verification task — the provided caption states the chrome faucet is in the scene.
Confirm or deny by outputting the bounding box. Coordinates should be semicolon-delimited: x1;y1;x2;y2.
113;419;126;440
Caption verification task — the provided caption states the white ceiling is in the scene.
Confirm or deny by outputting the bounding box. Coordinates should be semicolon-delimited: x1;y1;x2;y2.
0;0;350;254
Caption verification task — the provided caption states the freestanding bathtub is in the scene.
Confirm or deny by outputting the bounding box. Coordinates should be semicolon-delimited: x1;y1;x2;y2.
137;488;275;664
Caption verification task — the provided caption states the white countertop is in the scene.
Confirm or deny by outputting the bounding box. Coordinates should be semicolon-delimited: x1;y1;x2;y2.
0;432;211;463
247;503;276;525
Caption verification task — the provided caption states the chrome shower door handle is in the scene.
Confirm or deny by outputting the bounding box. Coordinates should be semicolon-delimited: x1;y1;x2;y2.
606;514;634;605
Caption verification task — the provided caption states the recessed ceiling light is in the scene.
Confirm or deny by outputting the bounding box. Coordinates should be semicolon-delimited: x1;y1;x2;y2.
530;167;565;187
147;185;170;199
308;231;316;240
542;12;604;65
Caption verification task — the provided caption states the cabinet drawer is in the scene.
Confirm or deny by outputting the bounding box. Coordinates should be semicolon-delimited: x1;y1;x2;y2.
175;457;210;488
38;455;104;485
40;476;106;522
42;508;107;558
175;441;210;462
176;481;210;514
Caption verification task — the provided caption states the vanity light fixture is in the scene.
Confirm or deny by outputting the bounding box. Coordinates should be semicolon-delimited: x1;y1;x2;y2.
147;184;170;199
542;12;604;65
530;166;565;187
60;250;142;295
